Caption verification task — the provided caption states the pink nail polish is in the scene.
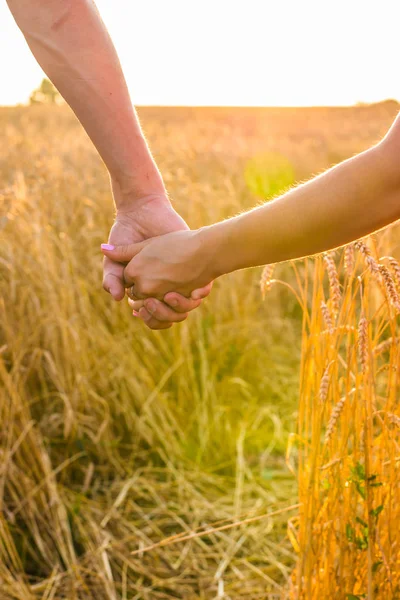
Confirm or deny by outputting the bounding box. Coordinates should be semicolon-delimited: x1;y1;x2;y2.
101;244;115;251
132;310;139;317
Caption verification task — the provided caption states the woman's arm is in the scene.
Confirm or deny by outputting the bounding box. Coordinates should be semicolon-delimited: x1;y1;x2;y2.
211;131;400;275
101;124;400;302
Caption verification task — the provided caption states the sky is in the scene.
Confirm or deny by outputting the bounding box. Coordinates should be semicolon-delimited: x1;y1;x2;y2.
0;0;399;107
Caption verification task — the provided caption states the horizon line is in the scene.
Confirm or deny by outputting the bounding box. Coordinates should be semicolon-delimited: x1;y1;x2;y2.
1;99;399;110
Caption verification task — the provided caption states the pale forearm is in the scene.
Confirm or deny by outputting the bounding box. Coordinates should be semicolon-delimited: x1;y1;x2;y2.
209;140;400;275
7;0;165;203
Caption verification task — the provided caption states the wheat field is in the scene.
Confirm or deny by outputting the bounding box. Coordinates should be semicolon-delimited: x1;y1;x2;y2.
1;102;400;599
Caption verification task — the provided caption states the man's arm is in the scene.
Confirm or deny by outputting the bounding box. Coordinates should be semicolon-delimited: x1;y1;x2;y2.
7;0;163;201
7;0;212;328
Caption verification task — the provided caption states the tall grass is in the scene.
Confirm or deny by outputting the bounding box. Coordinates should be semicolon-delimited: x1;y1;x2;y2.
289;233;400;599
0;103;399;599
0;105;302;599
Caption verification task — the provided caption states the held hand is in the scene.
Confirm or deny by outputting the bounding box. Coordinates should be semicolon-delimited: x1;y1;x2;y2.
101;228;215;304
102;192;212;329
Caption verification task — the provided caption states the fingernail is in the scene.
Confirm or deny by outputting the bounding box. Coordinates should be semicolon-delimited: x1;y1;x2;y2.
146;300;156;314
168;298;178;307
132;310;139;317
101;244;115;251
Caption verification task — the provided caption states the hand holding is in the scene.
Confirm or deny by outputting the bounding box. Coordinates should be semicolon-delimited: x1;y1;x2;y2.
101;227;215;312
102;192;212;329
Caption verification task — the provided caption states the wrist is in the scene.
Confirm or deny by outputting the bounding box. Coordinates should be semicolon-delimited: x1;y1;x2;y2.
111;174;167;211
196;221;235;280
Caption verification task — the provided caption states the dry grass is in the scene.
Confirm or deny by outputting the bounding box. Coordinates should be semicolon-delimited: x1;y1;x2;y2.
1;102;400;599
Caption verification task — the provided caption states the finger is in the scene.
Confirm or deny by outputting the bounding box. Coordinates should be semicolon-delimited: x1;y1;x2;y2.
123;265;143;290
102;257;126;301
138;307;174;330
130;296;200;316
128;298;145;311
101;241;147;264
142;298;188;323
129;297;190;325
191;281;213;301
163;292;202;314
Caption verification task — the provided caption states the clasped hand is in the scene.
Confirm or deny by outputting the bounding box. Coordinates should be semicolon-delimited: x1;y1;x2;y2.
102;228;214;328
101;192;213;330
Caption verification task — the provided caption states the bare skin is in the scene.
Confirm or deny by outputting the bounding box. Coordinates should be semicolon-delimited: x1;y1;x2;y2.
7;0;211;329
101;114;400;309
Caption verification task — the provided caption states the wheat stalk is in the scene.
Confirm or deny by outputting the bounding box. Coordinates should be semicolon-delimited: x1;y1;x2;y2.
388;257;400;289
358;312;368;373
378;264;400;312
321;301;334;334
324;396;345;443
355;240;380;274
323;252;341;314
373;337;399;355
344;243;355;276
324;388;356;443
319;362;334;403
260;264;275;299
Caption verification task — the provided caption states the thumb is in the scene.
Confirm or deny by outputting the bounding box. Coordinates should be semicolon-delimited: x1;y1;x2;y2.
102;258;126;301
100;241;146;263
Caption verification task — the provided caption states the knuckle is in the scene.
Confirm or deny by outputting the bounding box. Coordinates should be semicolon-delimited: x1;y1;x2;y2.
140;283;154;297
149;306;160;319
123;267;134;285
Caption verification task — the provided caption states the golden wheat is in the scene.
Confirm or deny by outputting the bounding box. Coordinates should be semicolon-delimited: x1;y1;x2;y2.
2;102;400;599
320;300;334;334
260;263;275;299
323;252;341;315
344;243;355;276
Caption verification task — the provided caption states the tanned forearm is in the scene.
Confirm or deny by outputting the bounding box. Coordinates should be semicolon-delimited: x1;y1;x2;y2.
98;115;400;302
7;0;165;206
207;134;400;276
